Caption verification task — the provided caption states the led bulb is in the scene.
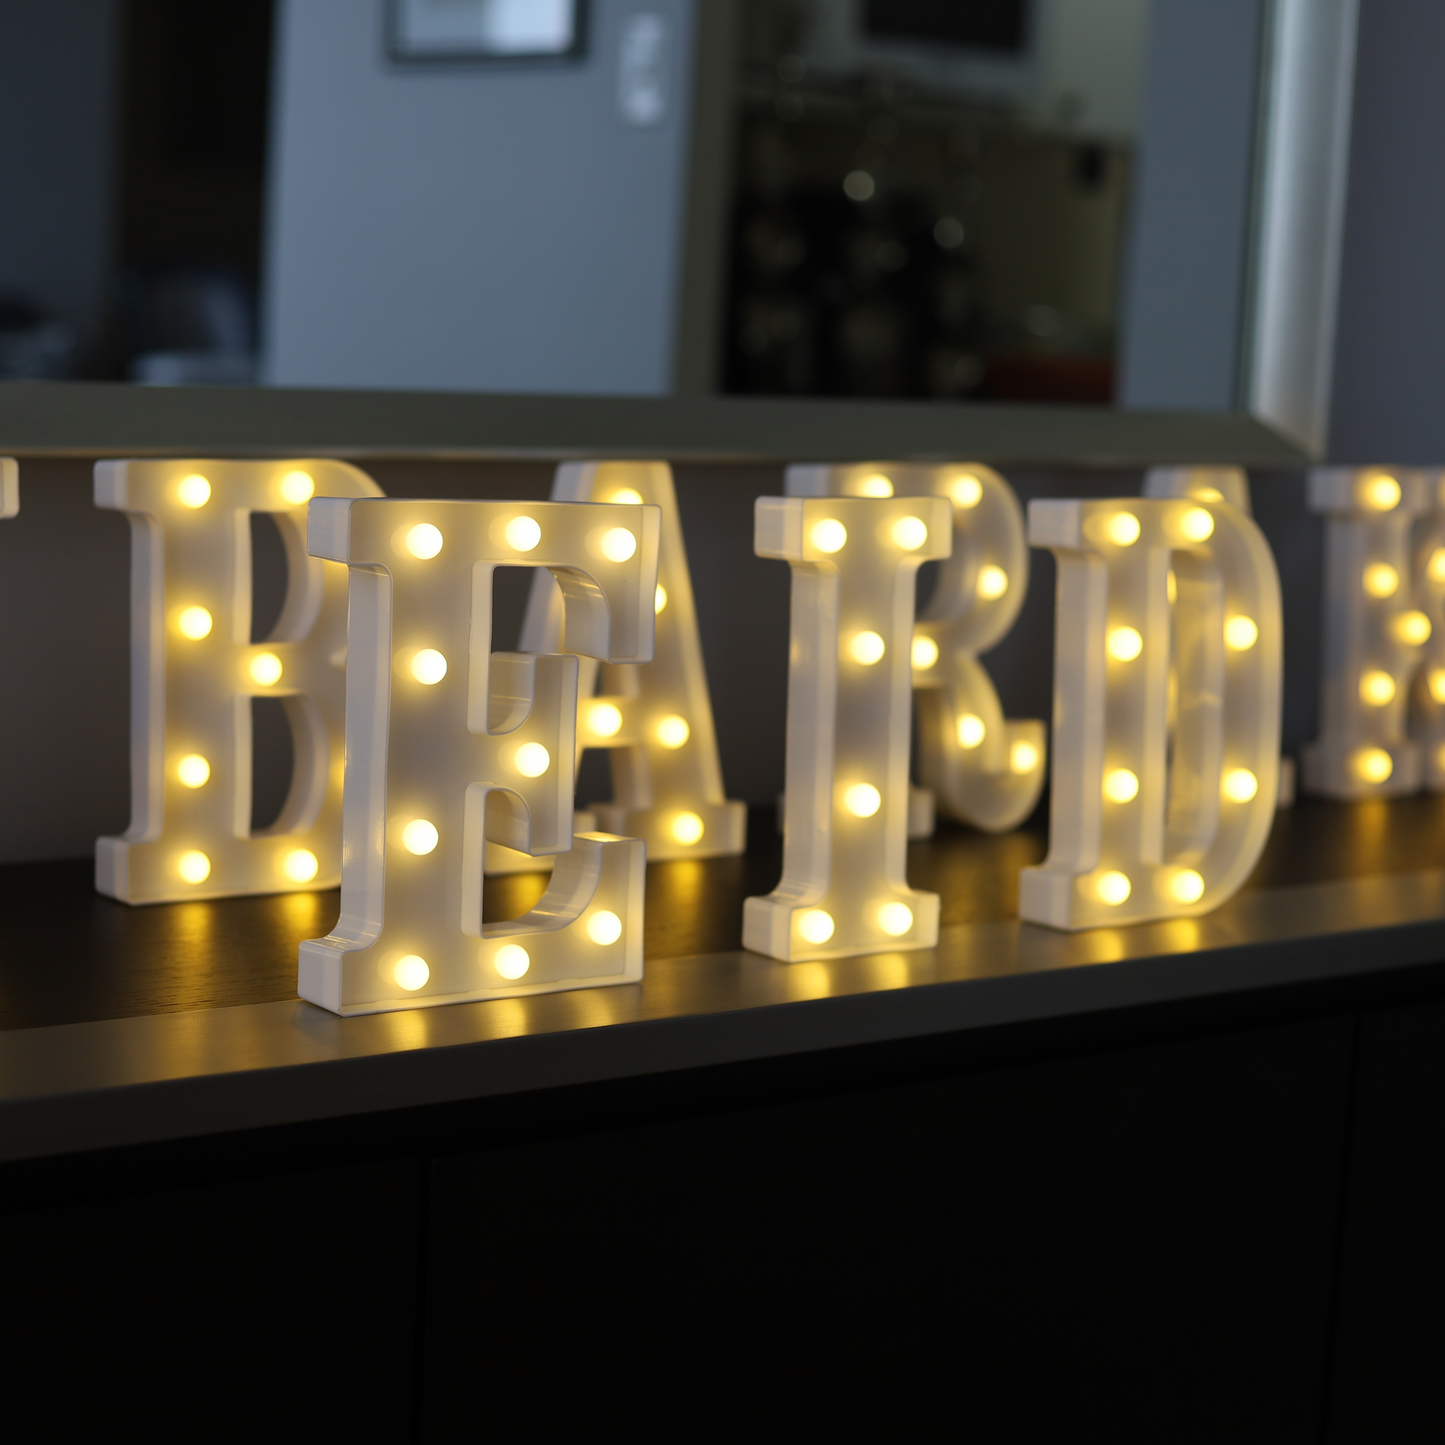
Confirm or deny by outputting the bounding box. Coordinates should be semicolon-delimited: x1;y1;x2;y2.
911;636;940;670
514;742;551;777
949;474;982;508
811;519;847;553
656;715;690;749
1096;871;1131;905
1365;475;1401;510
1103;768;1139;803
1009;740;1040;774
588;702;623;738
401;819;439;855
1194;487;1223;502
177;850;211;884
177;474;211;508
858;473;893;497
1107;626;1143;661
891;516;929;551
600;527;637;562
587;910;623;945
177;754;210;788
1224;616;1259;650
654;584;667;613
1222;768;1258;802
844;783;881;817
493;945;530;980
178;606;213;639
957;713;985;748
977;564;1008;599
1360;670;1396;706
1394;610;1431;645
280;470;315;505
877;902;913;936
406;523;443;559
1179;508;1214;542
1354;747;1393;783
250;652;282;686
411;649;447;684
849;630;886;665
671;811;704;845
1168;869;1205;903
505;515;541;551
798;910;834;944
1363;564;1399;598
609;488;644;504
283;848;319;882
1105;513;1141;546
393;955;429;990
1430;669;1445;703
1430;548;1445;583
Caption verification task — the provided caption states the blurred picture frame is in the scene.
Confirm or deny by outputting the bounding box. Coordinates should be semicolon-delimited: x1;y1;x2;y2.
389;0;587;64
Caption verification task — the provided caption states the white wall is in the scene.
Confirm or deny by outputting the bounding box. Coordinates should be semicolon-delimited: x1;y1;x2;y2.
262;0;698;393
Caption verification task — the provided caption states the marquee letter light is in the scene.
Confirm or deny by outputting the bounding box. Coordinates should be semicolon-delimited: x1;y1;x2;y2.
1412;471;1445;787
511;460;745;863
1302;468;1430;798
299;497;659;1015
1019;494;1282;930
744;494;950;961
0;458;15;520
94;459;382;903
787;461;1044;833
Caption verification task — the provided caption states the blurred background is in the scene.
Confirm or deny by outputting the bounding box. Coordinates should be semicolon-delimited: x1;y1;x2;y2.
0;1;1438;459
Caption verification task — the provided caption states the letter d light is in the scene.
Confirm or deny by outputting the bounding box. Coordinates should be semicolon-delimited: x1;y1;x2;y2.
1020;495;1282;930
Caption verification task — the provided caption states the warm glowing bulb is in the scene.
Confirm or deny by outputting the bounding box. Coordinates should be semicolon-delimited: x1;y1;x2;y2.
1363;564;1399;598
177;474;211;508
671;811;704;845
949;474;982;508
514;743;551;777
589;702;623;738
1169;869;1205;903
177;850;211;884
1107;627;1143;661
811;519;847;553
1395;610;1432;645
406;523;443;559
858;473;893;497
1365;475;1401;510
892;516;929;551
912;636;940;670
280;470;315;505
1355;747;1393;783
1224;616;1258;650
1430;548;1445;583
1194;486;1223;502
977;564;1009;599
877;902;913;936
1179;508;1214;542
250;652;283;686
505;515;542;551
1010;740;1040;773
1106;513;1141;546
798;910;834;944
609;487;644;504
844;783;881;817
1360;670;1396;706
1096;871;1131;905
600;527;637;562
1430;669;1445;703
957;713;985;748
1104;768;1139;803
656;714;690;749
654;585;667;613
283;848;319;883
394;955;429;990
402;819;439;855
1167;569;1177;604
411;649;447;684
178;606;213;639
587;911;623;945
1222;768;1258;802
176;754;210;788
849;630;886;665
494;944;530;980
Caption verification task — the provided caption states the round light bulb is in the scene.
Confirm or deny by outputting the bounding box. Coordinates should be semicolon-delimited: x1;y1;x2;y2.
177;754;210;789
1430;548;1445;583
609;487;644;504
505;515;542;551
1355;747;1393;783
949;474;983;508
1430;669;1445;703
588;702;623;738
1179;508;1214;542
411;649;447;684
1010;740;1040;774
283;848;319;883
844;783;881;817
976;565;1008;600
1395;610;1432;645
406;523;443;559
1096;871;1131;905
655;715;690;749
671;811;704;846
587;911;623;945
911;636;940;670
177;850;211;884
1194;486;1224;502
1361;670;1396;706
1222;768;1258;802
178;606;213;640
811;519;847;553
849;631;885;665
1224;616;1259;650
177;474;211;508
394;955;429;990
957;714;985;748
1169;869;1205;904
891;516;929;551
1363;564;1399;598
858;473;893;497
402;819;439;855
654;585;668;614
798;910;834;944
250;652;283;686
877;902;913;936
494;944;530;980
1104;768;1139;803
1365;475;1401;510
1107;627;1143;661
514;742;551;777
1105;513;1141;546
280;470;315;505
600;527;637;562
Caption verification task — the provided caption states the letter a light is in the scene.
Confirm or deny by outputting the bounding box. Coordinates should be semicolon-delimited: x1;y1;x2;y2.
95;459;382;902
1020;495;1282;929
299;497;659;1015
744;495;950;961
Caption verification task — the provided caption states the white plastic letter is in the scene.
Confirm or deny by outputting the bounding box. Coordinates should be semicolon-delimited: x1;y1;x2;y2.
0;458;15;520
95;459;382;902
1020;494;1282;929
744;494;950;961
299;497;659;1015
